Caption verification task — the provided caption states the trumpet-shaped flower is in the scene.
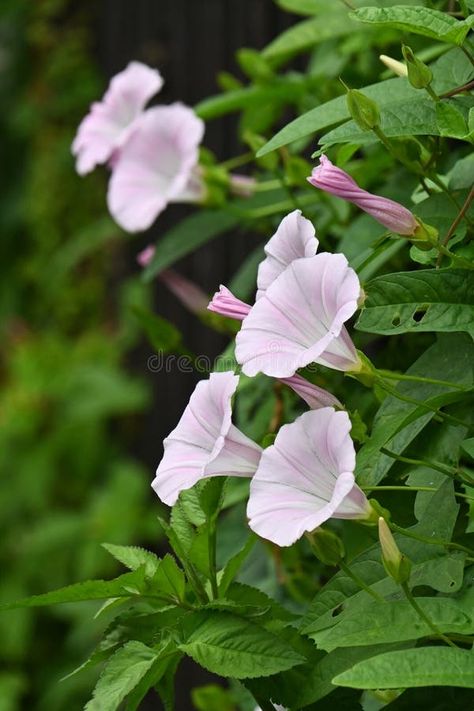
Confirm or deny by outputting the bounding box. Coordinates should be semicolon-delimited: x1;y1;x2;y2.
108;104;205;232
152;371;262;506
208;289;340;410
247;408;371;546
72;61;163;176
256;209;317;299
308;155;418;236
235;253;361;378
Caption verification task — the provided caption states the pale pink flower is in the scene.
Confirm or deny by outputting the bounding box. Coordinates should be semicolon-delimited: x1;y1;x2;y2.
107;104;205;232
152;372;262;506
229;174;257;198
247;408;372;547
72;61;163;176
280;374;341;410
308;155;418;236
208;285;251;321
256;209;317;300
137;244;156;267
235;254;361;378
159;269;209;315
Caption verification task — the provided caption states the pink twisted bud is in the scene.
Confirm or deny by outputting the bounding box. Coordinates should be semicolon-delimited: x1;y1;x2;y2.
308;155;418;236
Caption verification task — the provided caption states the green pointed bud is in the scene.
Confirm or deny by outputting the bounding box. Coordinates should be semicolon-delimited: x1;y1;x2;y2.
346;88;381;131
307;528;345;567
378;517;411;584
402;45;433;90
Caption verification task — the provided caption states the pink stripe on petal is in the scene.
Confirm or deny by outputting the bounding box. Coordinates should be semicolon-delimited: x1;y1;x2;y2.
208;286;252;321
72;61;163;175
247;408;370;546
256;210;318;299
107;104;204;232
152;371;261;506
308;155;417;236
235;254;361;378
280;374;342;410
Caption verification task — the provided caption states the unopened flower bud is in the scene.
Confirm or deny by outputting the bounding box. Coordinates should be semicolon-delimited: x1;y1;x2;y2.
378;517;411;584
307;528;345;567
402;45;433;90
379;54;408;77
346;89;380;131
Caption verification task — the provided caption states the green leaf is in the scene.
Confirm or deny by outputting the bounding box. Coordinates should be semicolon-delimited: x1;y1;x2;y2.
143;210;239;281
218;535;257;595
102;544;160;578
179;611;305;678
449;153;474;190
313;597;473;651
436;100;469;139
461;437;474;460
191;684;236;711
356;269;474;338
0;569;146;611
333;646;474;689
152;554;186;602
132;305;188;355
85;641;158;711
256;48;470;155
125;644;178;711
350;6;474;45
356;334;474;486
262;14;357;60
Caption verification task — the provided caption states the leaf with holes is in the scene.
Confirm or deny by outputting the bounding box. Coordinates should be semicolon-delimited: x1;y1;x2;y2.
356;269;474;337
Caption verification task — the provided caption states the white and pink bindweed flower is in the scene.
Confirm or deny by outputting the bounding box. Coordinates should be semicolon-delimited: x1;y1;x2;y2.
152;371;262;506
107;104;205;232
247;407;372;547
235;253;361;378
72;61;163;176
308;155;418;236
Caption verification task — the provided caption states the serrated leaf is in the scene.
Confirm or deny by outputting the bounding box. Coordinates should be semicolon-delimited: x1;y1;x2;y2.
218;535;257;595
84;641;158;711
179;611;305;678
152;555;186;602
356;269;474;337
102;544;160;578
333;647;474;689
356;334;474;486
0;569;147;611
351;6;474;45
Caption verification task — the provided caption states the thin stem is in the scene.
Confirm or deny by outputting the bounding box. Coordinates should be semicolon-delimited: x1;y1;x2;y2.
401;582;458;648
339;560;385;602
377;369;467;391
208;518;219;600
440;186;474;253
361;485;474;501
436;242;474;269
220;152;254;171
377;379;470;429
425;84;440;102
390;521;474;557
461;45;474;68
253;179;281;192
440;79;474;99
380;447;458;479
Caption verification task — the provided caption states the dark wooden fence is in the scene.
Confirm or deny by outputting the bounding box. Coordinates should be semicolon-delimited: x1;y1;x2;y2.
96;2;292;707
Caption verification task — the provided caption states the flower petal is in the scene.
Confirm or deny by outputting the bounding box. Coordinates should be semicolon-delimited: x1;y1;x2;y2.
280;374;342;410
107;104;204;232
256;210;318;299
247;408;369;546
235;254;360;378
72;61;163;175
152;371;261;505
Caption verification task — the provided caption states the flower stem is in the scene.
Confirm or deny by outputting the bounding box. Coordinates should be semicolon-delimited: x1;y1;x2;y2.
390;521;474;557
401;581;458;648
339;560;385;602
361;485;474;502
220;152;254;171
208;517;219;600
380;447;458;479
377;369;468;391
